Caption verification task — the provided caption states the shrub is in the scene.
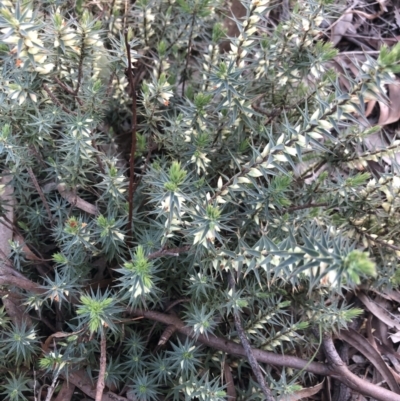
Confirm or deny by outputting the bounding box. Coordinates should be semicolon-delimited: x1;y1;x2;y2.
0;0;399;400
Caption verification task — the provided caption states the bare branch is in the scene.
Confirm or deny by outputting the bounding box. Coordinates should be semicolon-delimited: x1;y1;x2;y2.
322;334;400;401
129;308;330;375
27;167;54;224
42;84;77;115
124;32;138;242
95;329;107;401
130;308;400;401
228;274;275;401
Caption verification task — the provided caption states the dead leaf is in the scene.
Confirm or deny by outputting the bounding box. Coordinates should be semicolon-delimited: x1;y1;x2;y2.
224;362;236;401
395;7;400;28
220;0;247;52
331;13;353;46
0;173;31;327
2;296;32;328
363;129;400;167
277;380;324;401
365;99;376;118
54;381;75;401
332;53;367;92
390;332;400;343
42;329;85;354
352;354;365;363
66;370;128;401
378;82;400;126
364;131;388;151
358;293;400;331
339;328;400;393
372;296;393;348
387;290;400;304
57;184;98;215
13;234;41;261
362;287;400;304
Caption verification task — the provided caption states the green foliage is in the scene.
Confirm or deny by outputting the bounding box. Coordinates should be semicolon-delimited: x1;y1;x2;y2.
0;322;40;366
343;250;376;284
0;0;399;399
76;289;123;334
0;373;30;401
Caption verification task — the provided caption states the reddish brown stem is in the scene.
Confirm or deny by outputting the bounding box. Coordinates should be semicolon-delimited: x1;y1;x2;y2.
42;84;77;115
129;308;400;401
27;167;54;225
54;76;84;106
124;32;138;241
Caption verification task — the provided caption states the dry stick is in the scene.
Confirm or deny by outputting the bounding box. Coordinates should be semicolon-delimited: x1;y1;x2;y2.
157;324;177;347
155;300;191;348
322;334;400;401
224;361;237;401
44;371;60;401
123;0;128;30
357;229;400;252
5;260;397;401
53;76;84;107
124;32;138;241
146;298;190;348
74;34;86;96
42;84;77;116
181;12;196;97
129;309;400;401
0;271;47;295
130;308;331;376
1;214;51;265
148;245;191;260
2;267;397;401
27;167;54;225
228;274;275;401
95;329;107;401
284;202;329;213
57;184;98;215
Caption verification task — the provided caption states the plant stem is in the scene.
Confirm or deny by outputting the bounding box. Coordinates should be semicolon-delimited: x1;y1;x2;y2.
228;274;275;401
124;33;138;241
95;328;107;401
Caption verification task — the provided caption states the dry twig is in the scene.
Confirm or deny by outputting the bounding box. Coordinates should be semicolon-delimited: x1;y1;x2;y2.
95;329;107;401
228;274;275;401
124;31;138;241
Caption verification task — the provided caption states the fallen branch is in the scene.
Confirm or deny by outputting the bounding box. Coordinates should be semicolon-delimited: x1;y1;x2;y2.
2;269;398;401
129;308;330;375
130;309;400;401
322;334;400;401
